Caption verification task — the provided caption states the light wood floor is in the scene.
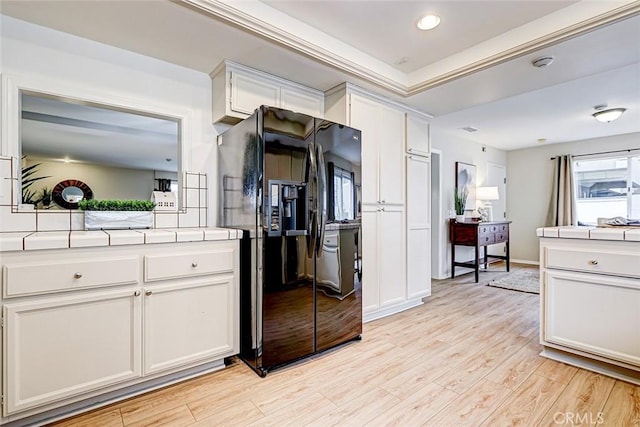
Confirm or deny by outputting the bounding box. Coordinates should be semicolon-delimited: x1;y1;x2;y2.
52;264;640;426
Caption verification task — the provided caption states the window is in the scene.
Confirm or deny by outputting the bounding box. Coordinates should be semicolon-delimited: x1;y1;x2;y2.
574;155;640;224
331;165;355;221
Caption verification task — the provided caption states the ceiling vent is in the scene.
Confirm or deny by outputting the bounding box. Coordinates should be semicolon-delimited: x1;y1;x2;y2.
531;56;554;68
460;126;478;133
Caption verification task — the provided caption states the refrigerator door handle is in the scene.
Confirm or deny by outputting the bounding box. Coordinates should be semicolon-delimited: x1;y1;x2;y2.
315;144;327;256
304;142;318;258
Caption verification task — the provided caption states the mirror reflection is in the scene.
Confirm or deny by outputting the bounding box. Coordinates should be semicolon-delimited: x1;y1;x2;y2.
20;92;180;209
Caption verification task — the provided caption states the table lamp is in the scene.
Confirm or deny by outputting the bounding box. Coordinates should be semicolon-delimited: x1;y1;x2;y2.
476;186;499;221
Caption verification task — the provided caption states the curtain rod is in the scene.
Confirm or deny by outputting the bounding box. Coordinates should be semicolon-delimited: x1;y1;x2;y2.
550;148;640;160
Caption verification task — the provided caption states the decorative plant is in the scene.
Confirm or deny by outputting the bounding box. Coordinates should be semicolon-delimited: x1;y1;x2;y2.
454;187;468;215
78;199;156;211
39;186;53;208
21;162;50;205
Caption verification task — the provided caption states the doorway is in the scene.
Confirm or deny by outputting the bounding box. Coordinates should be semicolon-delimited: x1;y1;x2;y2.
486;161;506;256
430;149;443;279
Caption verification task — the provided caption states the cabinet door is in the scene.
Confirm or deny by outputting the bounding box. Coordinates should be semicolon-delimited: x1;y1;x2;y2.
143;277;237;375
230;70;280;115
349;93;380;206
544;270;640;367
379;207;406;306
406;155;430;229
361;209;379;313
4;290;141;415
378;105;405;205
281;87;324;118
407;228;431;299
406;113;430;156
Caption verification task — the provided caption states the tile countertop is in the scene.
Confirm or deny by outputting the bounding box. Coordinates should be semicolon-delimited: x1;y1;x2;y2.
0;228;242;252
536;226;640;242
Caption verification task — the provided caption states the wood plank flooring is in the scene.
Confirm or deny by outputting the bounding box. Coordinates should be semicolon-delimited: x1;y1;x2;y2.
52;264;640;426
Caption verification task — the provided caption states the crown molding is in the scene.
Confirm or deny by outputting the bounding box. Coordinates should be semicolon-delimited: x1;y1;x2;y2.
406;2;640;95
181;0;640;98
182;0;407;95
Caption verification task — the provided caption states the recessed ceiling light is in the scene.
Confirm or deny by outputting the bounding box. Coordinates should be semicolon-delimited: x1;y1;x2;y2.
417;14;441;30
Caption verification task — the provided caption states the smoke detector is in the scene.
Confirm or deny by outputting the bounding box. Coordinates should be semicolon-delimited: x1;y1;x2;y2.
531;56;554;68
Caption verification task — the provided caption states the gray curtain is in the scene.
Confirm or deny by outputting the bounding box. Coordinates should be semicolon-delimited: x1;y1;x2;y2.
547;154;576;226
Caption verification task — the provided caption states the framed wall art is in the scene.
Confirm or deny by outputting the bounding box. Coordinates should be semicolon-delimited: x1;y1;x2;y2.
455;161;476;212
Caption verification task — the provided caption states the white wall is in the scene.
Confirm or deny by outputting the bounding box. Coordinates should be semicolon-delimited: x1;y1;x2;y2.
0;15;219;223
431;127;508;279
507;132;640;263
26;158;156;204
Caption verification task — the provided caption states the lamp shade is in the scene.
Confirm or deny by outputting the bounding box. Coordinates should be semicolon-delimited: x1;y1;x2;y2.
476;186;499;201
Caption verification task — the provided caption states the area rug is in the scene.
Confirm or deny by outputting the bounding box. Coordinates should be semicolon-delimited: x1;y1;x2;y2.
487;269;540;294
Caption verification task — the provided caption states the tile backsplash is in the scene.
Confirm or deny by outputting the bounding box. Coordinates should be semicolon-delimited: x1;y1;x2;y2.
0;156;209;232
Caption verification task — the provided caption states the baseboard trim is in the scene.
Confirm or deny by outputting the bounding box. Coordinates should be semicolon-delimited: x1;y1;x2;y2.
512;259;539;266
363;299;424;323
540;347;640;386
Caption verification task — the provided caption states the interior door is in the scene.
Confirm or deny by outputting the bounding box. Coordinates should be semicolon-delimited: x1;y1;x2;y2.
487;162;507;256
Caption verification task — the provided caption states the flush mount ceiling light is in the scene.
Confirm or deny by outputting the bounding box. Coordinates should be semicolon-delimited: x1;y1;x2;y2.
531;56;554;68
592;105;626;123
417;14;441;30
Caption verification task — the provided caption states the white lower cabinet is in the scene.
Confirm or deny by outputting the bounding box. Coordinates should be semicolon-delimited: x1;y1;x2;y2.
540;237;640;384
4;290;141;414
1;240;239;422
361;206;406;320
544;270;640;367
407;228;431;299
143;277;236;375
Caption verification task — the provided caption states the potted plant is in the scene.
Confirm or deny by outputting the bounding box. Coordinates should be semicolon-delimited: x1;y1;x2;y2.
78;199;156;230
21;162;50;209
454;187;468;222
39;186;53;209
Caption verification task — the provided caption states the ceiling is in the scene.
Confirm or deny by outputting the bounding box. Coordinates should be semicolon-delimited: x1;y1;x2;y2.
1;0;639;151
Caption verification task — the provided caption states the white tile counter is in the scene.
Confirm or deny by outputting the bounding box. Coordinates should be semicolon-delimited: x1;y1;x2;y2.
0;228;241;252
536;225;640;241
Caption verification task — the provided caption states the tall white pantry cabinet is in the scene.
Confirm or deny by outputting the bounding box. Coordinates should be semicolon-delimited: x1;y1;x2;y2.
325;83;432;321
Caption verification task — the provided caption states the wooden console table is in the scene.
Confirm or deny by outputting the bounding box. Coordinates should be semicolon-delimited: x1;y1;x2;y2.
450;219;511;282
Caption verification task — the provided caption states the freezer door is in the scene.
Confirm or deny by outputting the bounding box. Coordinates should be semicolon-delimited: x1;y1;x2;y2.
314;119;363;352
261;106;316;369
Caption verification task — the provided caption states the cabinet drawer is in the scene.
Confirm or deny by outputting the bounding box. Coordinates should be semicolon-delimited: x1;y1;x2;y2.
479;234;495;245
479;225;492;235
145;249;235;282
323;230;339;248
494;232;508;243
3;257;139;297
545;247;640;278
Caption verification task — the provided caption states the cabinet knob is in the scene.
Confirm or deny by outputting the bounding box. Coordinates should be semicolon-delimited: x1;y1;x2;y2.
381;200;386;204
134;290;141;297
408;148;413;152
73;272;82;279
380;207;385;212
145;290;153;296
192;262;198;268
588;259;598;265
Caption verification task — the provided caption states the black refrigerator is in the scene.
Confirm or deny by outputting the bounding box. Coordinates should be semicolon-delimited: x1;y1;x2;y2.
218;106;362;376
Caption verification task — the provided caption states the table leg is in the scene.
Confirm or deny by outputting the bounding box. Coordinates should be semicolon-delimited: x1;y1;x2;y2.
451;243;456;279
475;244;480;283
483;246;488;269
506;240;510;272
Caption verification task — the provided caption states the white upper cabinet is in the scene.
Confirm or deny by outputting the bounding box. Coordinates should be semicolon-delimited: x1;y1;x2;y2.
211;60;324;123
406;113;431;156
341;91;404;206
378;104;405;205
